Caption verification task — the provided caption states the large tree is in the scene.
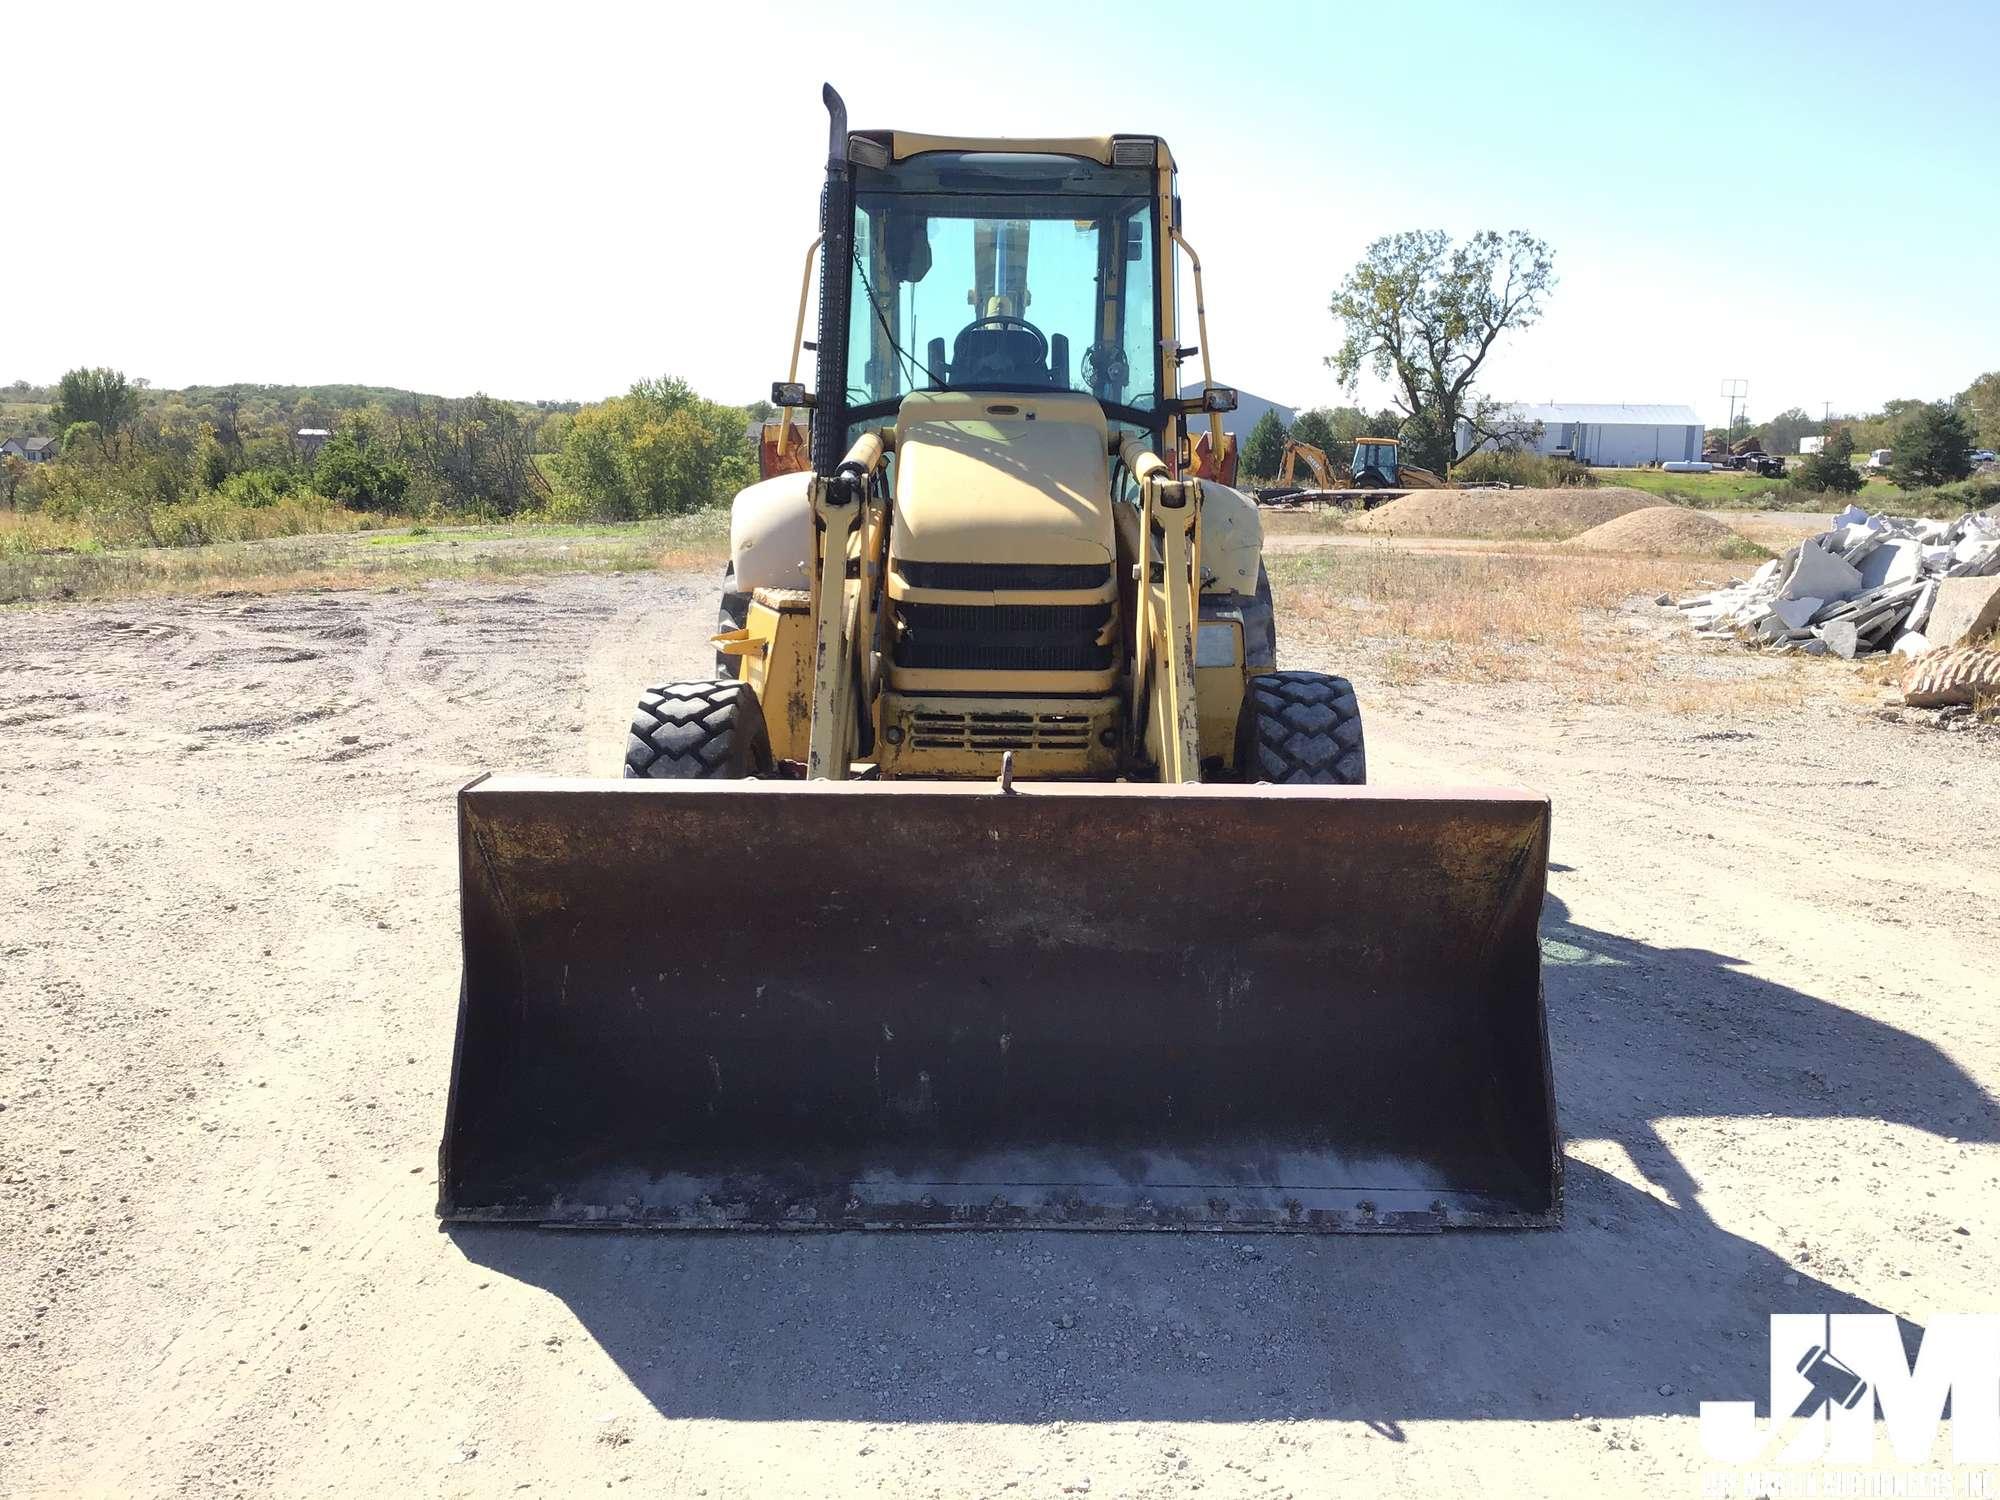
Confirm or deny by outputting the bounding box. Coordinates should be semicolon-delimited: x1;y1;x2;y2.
1891;401;1974;488
1761;406;1819;455
1327;230;1555;472
1958;370;2000;450
1241;408;1287;479
50;367;142;454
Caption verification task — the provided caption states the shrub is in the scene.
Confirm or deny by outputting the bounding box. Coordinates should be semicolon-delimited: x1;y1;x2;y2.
1451;450;1597;488
556;376;754;519
1891;402;1974;488
217;467;304;508
313;426;411;511
1788;453;1864;496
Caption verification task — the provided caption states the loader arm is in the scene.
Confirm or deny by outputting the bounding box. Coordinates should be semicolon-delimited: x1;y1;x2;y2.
1121;434;1202;782
805;428;890;779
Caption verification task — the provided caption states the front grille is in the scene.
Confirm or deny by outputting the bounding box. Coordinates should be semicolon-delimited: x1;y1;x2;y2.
895;560;1113;592
894;600;1113;673
908;709;1097;753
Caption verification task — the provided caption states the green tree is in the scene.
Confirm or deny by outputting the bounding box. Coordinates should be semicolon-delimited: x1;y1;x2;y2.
1761;407;1818;455
1891;402;1974;487
50;368;142;454
1794;449;1864;495
1957;370;2000;450
394;395;539;515
1328;230;1555;473
556;376;754;518
1287;407;1336;456
1241;408;1287;479
60;420;105;458
315;415;411;511
1826;424;1857;463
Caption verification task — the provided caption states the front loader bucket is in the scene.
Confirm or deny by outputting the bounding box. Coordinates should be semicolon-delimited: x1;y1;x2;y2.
440;777;1558;1232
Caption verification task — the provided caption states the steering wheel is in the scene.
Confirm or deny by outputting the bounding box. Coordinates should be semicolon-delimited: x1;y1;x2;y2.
961;314;1049;367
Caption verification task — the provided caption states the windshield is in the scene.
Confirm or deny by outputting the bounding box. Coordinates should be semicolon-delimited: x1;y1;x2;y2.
846;162;1161;422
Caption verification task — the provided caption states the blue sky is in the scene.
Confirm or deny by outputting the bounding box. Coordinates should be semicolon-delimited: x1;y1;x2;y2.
13;0;1995;430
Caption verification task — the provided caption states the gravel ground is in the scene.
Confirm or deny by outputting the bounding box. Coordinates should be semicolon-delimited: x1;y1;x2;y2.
2;565;1996;1497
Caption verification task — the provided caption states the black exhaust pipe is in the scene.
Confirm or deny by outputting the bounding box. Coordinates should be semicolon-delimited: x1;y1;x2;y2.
812;84;853;477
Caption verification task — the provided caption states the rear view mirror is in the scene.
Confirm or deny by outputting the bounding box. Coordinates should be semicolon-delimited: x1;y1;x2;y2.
884;212;932;284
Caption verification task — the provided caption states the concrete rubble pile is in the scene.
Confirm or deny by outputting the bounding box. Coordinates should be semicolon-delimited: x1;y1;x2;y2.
1675;505;2000;659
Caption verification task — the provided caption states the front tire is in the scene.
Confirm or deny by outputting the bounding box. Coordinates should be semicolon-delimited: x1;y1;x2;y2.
1235;671;1366;785
624;680;772;779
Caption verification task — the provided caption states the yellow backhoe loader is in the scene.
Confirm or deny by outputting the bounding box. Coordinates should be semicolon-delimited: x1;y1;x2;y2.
1350;436;1445;490
439;87;1558;1233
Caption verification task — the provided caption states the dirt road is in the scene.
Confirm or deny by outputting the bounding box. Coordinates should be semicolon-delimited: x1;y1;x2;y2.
4;568;1997;1497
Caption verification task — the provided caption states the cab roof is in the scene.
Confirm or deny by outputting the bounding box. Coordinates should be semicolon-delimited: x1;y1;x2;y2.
862;131;1175;172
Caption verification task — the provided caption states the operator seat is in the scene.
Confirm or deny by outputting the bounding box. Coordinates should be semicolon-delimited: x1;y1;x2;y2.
926;296;1071;391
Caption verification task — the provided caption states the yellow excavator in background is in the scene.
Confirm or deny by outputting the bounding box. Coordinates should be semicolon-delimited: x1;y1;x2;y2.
437;87;1558;1234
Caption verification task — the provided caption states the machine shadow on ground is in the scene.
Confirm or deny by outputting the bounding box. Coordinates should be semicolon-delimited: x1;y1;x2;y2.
454;893;1990;1426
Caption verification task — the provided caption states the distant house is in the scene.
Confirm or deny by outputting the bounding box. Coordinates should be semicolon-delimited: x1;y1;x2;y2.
1;434;59;463
296;428;332;459
1455;403;1705;467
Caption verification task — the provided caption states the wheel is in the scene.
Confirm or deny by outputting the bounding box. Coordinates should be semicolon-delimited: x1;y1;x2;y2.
715;563;750;678
1235;671;1365;785
624;680;772;779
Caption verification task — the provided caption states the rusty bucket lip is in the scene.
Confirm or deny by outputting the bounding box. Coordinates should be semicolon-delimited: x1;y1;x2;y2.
463;773;1550;807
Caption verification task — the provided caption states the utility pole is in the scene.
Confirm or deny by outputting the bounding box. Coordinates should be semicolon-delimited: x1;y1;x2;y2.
1720;378;1748;443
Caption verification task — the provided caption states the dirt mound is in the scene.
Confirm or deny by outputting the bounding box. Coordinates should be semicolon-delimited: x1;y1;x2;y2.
1565;505;1751;556
1348;486;1652;540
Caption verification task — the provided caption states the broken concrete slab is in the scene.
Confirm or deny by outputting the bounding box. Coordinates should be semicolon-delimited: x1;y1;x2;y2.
1857;537;1924;591
1906;580;1939;634
1771;596;1822;631
1817;619;1862;659
1922;575;2000;650
1781;540;1863;604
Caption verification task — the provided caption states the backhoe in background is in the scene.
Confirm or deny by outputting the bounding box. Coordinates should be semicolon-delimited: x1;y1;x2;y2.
438;87;1559;1233
1257;438;1444;504
1350;436;1445;490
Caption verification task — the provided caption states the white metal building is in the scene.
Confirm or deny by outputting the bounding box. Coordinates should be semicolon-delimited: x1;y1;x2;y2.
1455;403;1704;467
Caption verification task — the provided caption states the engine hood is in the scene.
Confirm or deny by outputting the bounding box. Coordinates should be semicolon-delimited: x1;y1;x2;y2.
891;392;1114;567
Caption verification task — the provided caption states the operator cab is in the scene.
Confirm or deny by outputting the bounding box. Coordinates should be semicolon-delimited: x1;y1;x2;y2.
1351;438;1402;487
842;145;1167;435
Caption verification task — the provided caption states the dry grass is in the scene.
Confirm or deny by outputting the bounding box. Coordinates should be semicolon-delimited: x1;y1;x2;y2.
1258;506;1353;536
0;509;100;555
2;512;731;605
1274;544;1709;653
1266;538;1858;711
